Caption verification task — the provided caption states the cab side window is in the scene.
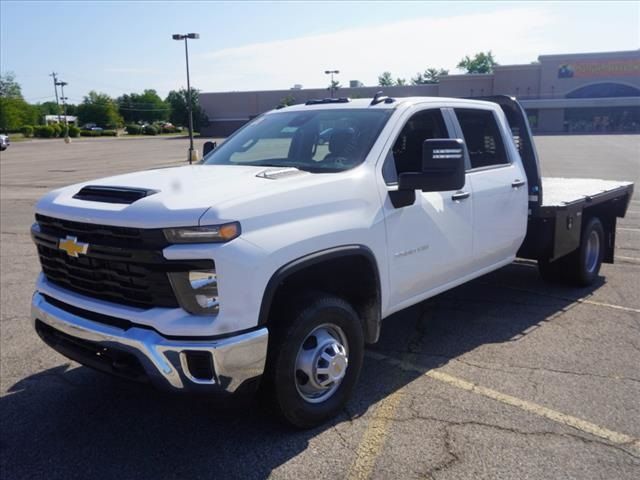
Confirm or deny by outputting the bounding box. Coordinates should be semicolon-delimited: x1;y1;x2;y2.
454;108;509;169
383;109;449;184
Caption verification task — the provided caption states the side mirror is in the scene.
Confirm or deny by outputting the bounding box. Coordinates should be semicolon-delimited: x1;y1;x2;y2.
203;141;217;156
398;138;466;192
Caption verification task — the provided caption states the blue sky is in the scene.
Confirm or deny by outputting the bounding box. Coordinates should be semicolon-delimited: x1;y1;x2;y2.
1;1;638;103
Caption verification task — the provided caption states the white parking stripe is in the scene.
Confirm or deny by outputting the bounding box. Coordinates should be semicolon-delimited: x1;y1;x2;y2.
489;284;640;313
616;255;640;263
366;351;640;453
618;227;640;232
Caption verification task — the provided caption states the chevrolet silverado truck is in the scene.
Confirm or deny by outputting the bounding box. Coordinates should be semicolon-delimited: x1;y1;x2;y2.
31;95;634;427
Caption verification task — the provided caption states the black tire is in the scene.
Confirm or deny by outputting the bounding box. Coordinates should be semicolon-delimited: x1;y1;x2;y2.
537;217;604;287
263;293;364;428
566;217;605;286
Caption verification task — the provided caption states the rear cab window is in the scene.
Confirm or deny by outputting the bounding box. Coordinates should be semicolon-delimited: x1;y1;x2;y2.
454;108;509;170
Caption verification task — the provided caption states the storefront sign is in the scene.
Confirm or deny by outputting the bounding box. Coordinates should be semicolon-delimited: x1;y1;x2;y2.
558;59;640;79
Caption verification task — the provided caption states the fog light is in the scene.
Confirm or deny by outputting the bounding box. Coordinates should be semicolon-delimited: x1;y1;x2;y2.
168;269;219;315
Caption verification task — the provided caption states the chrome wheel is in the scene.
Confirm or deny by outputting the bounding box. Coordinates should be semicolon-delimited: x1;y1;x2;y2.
585;229;600;273
294;324;349;404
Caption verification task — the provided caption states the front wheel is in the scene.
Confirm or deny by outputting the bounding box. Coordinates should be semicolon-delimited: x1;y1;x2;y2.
264;294;364;428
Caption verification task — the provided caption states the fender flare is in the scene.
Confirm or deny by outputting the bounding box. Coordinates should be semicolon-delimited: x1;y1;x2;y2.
258;245;382;343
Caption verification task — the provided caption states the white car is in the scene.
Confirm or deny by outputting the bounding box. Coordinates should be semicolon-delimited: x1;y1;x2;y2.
0;134;9;151
30;95;634;427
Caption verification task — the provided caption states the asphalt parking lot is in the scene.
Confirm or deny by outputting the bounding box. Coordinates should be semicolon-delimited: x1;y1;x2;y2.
1;134;639;479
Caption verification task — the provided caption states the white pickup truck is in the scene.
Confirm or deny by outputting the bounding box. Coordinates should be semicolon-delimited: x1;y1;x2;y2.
31;95;634;427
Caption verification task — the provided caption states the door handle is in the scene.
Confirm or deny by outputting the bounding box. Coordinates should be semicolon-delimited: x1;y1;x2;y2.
451;191;470;201
512;179;526;188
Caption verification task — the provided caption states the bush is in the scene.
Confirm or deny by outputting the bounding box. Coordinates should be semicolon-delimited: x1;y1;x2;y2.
34;125;55;138
80;130;102;137
161;125;176;134
21;125;34;137
50;123;61;137
102;130;117;136
143;125;158;135
68;125;80;137
126;124;142;135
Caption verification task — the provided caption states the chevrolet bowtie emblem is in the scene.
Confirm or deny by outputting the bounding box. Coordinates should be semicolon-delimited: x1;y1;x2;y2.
58;235;89;257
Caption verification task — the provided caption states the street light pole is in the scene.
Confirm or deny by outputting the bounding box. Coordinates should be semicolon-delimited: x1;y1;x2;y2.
173;33;200;164
324;69;340;98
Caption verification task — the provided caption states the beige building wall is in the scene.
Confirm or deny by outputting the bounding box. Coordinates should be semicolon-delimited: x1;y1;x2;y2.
199;50;640;136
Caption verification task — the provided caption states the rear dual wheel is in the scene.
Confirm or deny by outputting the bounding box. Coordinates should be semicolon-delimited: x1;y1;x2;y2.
538;217;604;286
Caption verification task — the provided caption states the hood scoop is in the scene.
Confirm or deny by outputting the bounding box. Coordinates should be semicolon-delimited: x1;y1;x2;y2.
256;167;305;180
73;185;159;204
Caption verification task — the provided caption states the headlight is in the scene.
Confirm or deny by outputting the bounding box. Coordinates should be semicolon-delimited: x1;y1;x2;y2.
168;269;219;315
164;222;241;243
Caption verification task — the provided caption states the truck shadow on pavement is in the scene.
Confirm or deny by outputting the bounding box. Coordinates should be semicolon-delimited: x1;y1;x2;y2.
1;261;605;480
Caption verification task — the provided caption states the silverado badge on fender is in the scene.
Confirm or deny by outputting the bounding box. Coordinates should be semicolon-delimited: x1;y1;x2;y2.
58;235;89;257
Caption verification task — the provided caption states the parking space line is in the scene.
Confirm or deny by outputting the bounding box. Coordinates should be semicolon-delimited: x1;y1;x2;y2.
366;351;640;454
346;389;405;480
616;255;640;263
618;227;640;232
488;284;640;313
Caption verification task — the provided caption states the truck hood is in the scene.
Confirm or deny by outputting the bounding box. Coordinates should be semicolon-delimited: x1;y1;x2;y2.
35;164;319;228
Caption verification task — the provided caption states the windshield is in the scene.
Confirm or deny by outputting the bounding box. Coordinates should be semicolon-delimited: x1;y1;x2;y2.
202;108;391;172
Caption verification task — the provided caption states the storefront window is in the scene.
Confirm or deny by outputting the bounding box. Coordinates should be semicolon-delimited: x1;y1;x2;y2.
564;106;640;133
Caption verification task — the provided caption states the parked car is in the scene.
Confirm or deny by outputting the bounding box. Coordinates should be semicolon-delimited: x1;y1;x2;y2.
0;134;9;151
30;95;634;427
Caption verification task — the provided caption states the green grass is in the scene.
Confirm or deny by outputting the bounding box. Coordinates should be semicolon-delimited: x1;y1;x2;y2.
3;133;29;142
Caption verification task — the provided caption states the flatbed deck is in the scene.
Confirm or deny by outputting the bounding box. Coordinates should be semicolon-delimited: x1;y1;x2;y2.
541;177;634;208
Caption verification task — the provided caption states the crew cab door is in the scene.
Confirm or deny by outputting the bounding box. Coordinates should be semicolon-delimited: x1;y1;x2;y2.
379;107;474;312
451;106;528;269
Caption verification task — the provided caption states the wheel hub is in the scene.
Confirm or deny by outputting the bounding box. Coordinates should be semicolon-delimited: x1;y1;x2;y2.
295;325;349;403
585;229;600;273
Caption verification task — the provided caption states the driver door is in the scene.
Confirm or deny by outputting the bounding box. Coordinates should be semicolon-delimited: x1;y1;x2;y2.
380;107;474;312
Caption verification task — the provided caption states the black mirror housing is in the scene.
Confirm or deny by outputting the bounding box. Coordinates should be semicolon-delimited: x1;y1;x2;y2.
203;141;217;156
398;138;466;192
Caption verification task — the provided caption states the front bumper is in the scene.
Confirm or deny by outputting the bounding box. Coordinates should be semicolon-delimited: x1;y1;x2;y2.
31;292;269;393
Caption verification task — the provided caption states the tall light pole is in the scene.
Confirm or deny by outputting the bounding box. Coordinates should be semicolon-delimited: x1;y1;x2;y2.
172;33;199;164
324;69;340;98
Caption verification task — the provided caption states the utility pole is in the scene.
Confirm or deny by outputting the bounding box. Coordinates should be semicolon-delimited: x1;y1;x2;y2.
49;72;62;125
57;81;70;142
172;33;200;164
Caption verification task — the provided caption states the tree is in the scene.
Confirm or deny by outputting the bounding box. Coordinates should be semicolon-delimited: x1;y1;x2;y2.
117;89;169;124
165;88;208;132
0;73;38;131
76;91;123;128
277;95;296;108
0;72;22;98
377;71;395;87
0;97;38;131
395;78;407;86
457;51;498;74
327;79;341;95
411;68;449;85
